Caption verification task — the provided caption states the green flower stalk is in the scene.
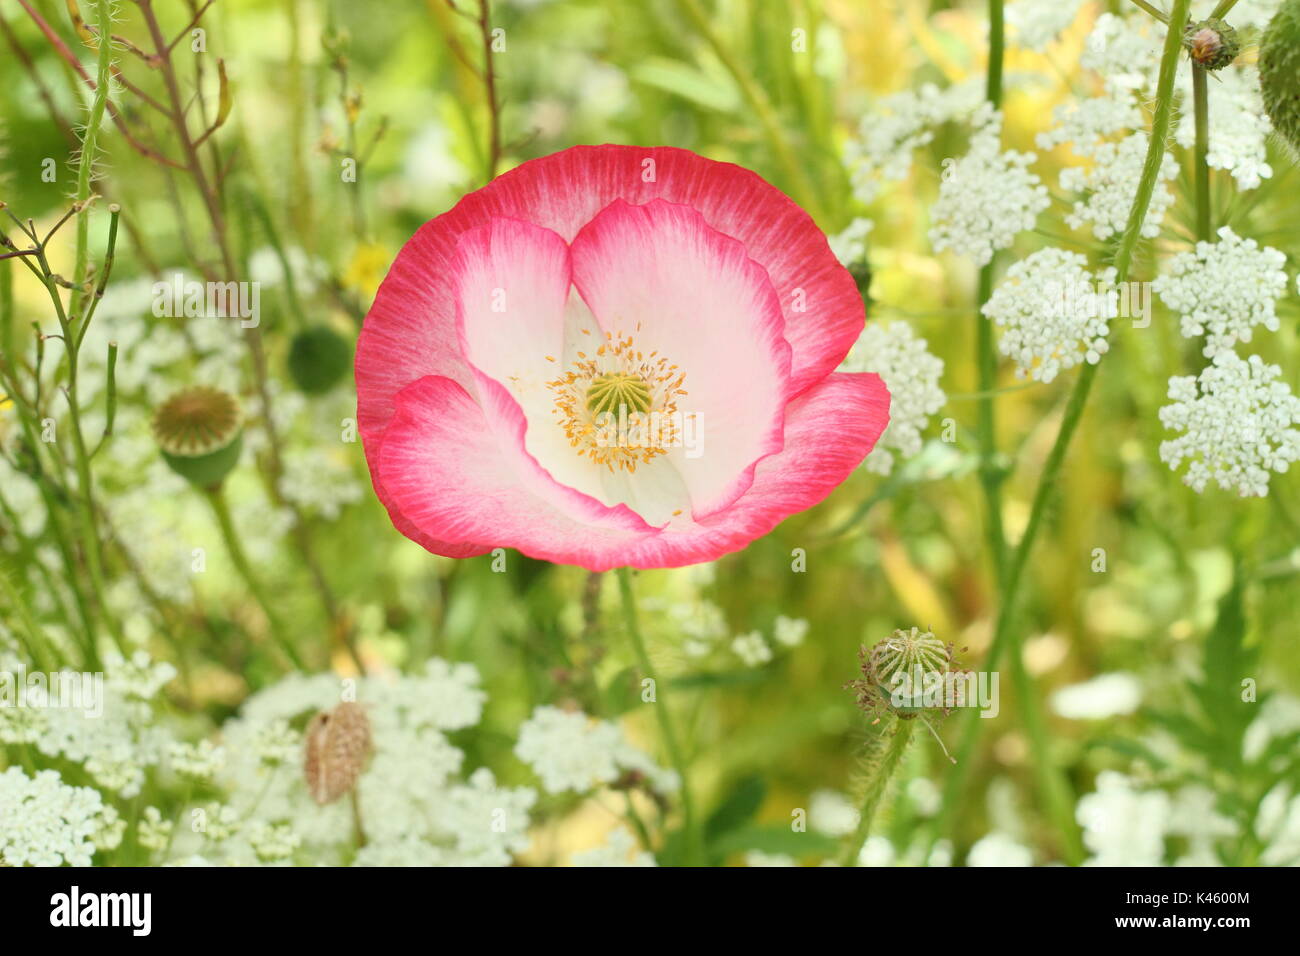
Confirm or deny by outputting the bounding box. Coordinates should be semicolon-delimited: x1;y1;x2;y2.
152;386;304;669
938;0;1194;867
841;629;960;866
839;718;914;867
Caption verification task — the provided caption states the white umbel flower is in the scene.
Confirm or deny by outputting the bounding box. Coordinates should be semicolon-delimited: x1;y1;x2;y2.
1077;771;1170;866
827;217;874;269
571;827;657;867
514;706;677;794
1050;673;1142;719
809;789;860;837
839;321;946;473
1081;13;1161;93
138;806;174;852
0;768;107;866
167;739;227;781
929;115;1049;266
981;248;1116;383
1211;0;1282;30
731;630;773;666
1153;227;1287;358
967;831;1034;867
1158;351;1300;497
1006;0;1085;51
1174;65;1273;190
773;615;809;647
1036;94;1142;157
844;81;986;203
1060;132;1177;240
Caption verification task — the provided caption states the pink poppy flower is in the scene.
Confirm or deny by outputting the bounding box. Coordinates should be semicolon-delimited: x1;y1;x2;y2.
356;145;890;570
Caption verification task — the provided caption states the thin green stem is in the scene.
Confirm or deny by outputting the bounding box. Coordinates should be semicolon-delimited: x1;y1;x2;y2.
0;567;61;671
975;0;1009;613
1128;0;1170;24
69;0;113;321
615;567;701;866
986;0;1004;106
206;486;307;671
975;262;1007;585
31;249;126;658
840;719;915;866
1192;63;1211;242
938;0;1193;864
673;0;827;223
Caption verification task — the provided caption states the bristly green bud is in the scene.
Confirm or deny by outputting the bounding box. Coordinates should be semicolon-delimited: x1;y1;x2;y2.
1261;0;1300;155
847;627;962;720
152;386;243;488
1184;19;1240;72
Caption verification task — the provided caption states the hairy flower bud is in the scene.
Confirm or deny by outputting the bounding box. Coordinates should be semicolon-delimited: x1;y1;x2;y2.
846;627;963;720
1184;19;1240;72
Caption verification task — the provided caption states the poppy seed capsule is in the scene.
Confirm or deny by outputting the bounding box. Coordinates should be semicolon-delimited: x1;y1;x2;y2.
846;627;962;719
585;371;653;416
1184;18;1240;72
304;701;372;805
151;386;243;489
1261;0;1300;154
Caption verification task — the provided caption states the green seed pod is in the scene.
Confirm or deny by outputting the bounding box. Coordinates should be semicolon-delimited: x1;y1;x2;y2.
152;386;243;489
1184;18;1240;72
585;372;652;416
287;325;352;395
1261;0;1300;154
846;627;962;719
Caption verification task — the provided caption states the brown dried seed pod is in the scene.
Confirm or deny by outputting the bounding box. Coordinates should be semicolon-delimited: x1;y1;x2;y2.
303;701;372;805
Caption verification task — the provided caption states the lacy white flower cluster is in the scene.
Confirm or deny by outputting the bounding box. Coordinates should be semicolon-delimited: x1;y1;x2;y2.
1036;93;1142;157
570;826;656;867
981;248;1116;383
0;768;122;867
840;321;946;472
1210;0;1283;31
1076;771;1172;866
1080;13;1161;93
1174;66;1274;190
514;705;678;795
0;650;556;867
642;592;808;667
1158;351;1300;497
929;115;1050;266
1074;697;1300;865
1005;0;1085;52
1153;227;1288;358
1059;132;1177;240
206;659;532;866
827;217;874;270
844;80;986;204
0;650;179;797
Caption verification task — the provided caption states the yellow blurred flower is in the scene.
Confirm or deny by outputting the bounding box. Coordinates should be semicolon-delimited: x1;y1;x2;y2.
341;241;390;301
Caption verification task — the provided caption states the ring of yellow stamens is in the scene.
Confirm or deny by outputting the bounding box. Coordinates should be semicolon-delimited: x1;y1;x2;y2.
547;326;687;473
